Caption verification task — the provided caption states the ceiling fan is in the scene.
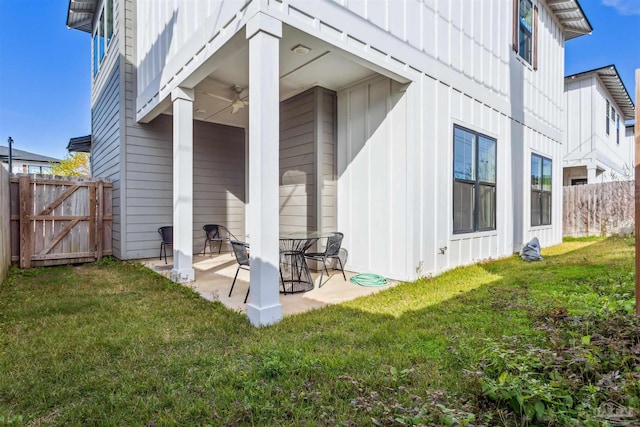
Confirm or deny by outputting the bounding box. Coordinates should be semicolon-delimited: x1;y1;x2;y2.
204;85;248;114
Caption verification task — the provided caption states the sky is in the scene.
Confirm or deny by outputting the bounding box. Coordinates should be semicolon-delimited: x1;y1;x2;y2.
0;1;639;160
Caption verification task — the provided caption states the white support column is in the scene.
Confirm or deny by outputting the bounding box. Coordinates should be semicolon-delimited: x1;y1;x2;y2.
245;13;283;326
171;87;195;283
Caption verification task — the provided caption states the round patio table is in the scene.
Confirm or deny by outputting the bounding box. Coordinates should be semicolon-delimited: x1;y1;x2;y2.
279;231;332;293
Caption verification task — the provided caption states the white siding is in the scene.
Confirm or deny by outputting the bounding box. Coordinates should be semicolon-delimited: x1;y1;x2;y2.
338;77;410;280
564;75;635;184
136;0;250;118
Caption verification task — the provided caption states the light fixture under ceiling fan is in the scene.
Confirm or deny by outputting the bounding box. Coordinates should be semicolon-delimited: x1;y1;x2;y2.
204;85;248;114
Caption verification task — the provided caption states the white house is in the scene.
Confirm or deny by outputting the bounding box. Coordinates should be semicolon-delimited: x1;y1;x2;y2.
66;0;592;325
563;65;635;185
0;146;59;174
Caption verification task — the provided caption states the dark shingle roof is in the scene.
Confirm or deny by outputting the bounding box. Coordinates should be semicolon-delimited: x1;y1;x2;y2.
0;146;60;163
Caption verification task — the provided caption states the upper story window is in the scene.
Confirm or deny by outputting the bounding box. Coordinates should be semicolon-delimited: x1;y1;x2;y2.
616;114;620;144
453;126;497;234
92;0;114;77
531;153;552;226
513;0;538;70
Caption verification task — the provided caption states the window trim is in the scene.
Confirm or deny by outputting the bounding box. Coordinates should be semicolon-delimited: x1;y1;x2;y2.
606;99;610;135
452;125;497;234
513;0;538;70
531;153;552;227
92;0;114;79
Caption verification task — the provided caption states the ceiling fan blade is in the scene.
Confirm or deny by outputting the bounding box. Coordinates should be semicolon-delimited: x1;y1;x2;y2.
204;92;234;103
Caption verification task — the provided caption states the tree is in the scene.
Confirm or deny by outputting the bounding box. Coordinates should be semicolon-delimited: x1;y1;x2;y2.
50;152;90;177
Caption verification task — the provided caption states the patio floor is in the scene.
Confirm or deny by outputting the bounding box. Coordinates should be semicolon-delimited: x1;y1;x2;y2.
144;252;396;317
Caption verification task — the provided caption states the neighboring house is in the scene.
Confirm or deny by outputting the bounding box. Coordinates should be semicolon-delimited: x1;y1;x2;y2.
0;146;59;174
563;65;635;185
66;0;591;325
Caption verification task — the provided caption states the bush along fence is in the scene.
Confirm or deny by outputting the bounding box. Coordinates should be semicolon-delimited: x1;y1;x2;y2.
10;175;112;268
563;180;634;237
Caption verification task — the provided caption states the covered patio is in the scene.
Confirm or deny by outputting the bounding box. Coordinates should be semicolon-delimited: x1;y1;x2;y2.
137;11;412;326
144;252;395;317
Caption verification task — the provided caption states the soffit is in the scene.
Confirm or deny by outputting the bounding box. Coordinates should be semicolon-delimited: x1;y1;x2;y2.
66;0;98;33
566;65;635;120
545;0;593;40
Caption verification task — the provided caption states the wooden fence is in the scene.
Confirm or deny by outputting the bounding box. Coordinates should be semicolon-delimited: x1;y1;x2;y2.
563;181;634;237
10;175;112;267
0;167;10;283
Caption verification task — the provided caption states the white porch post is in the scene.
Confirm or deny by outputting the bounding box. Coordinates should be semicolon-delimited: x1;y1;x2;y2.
245;13;283;326
171;87;195;283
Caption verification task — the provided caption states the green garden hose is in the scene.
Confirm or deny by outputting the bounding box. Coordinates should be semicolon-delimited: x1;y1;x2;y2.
350;273;388;287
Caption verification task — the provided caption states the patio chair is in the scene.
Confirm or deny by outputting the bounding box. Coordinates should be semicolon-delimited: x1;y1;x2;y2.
229;240;251;303
304;232;346;287
158;226;173;264
203;224;237;256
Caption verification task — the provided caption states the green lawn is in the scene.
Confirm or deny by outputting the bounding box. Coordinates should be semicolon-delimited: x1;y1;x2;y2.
0;238;638;426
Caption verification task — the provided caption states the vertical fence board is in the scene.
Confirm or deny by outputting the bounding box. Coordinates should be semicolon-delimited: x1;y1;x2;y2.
19;176;32;268
563;181;634;237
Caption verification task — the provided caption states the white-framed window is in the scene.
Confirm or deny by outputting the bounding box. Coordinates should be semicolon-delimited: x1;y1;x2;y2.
514;0;538;69
616;113;620;144
531;153;552;226
453;125;497;234
92;0;114;77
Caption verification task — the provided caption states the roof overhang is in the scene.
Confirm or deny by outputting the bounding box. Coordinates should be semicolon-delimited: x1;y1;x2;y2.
566;64;635;120
66;0;98;33
67;135;92;153
545;0;593;40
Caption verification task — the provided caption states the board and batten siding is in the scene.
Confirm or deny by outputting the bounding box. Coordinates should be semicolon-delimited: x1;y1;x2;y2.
279;87;337;234
135;0;250;119
337;76;411;281
338;72;562;280
564;74;635;183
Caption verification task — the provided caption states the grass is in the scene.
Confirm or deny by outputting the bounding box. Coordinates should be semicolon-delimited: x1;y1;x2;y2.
0;237;637;425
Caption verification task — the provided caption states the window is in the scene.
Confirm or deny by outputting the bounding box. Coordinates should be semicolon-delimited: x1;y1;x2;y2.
513;0;538;68
616;114;620;144
606;100;610;135
28;165;52;174
453;126;497;234
92;0;114;77
531;154;552;226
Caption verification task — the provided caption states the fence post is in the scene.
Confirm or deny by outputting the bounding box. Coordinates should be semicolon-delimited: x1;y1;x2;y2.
19;175;32;268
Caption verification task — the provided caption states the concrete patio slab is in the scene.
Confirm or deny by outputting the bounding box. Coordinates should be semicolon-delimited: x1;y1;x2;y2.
144;252;396;316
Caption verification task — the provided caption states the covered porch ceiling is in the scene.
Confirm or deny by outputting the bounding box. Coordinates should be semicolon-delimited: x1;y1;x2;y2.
161;24;406;128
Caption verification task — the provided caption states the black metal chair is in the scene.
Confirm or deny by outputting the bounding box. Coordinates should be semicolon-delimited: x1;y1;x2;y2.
158;226;173;264
229;240;251;303
203;224;237;256
304;232;346;287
